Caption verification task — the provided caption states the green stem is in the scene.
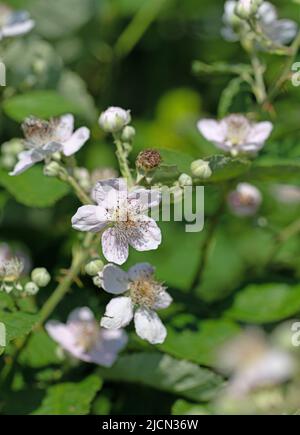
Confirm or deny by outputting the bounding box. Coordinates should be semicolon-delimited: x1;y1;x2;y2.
251;52;267;104
114;0;170;59
267;30;300;103
37;232;95;326
115;138;134;187
65;174;91;205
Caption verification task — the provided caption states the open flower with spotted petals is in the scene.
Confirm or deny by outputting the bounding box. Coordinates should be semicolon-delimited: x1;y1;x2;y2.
197;114;273;156
10;114;90;176
46;307;127;367
0;4;34;40
72;178;162;265
100;263;172;344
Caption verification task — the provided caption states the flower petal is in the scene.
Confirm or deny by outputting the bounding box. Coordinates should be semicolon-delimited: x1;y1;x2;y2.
67;307;95;324
268;20;298;45
102;264;129;294
45;320;76;353
134;308;167;344
100;296;133;329
63;127;90;156
248;122;273;145
2;19;34;38
9;149;42;176
128;216;161;252
153;291;173;310
92;178;127;206
89;329;128;367
56;114;74;142
197;119;227;144
101;227;129;265
128;263;155;281
71;205;108;232
128;188;161;213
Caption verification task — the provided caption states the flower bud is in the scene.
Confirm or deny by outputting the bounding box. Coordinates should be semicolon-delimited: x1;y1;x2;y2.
99;107;131;133
43;161;61;177
31;267;51;287
227;183;262;217
169;185;183;204
190;159;212;179
85;259;104;276
235;0;263;19
1;154;15;169
92;275;102;288
2;139;23;156
178;173;193;187
136;149;162;172
24;281;39;295
121;126;136;142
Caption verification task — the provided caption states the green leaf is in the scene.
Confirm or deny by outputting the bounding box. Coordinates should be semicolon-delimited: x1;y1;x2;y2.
218;77;243;118
98;352;223;402
33;375;102;415
0;167;69;208
159;319;241;367
158;148;194;175
207;155;251;182
0;311;40;343
3;90;80;122
226;283;300;323
172;399;210;415
20;330;62;368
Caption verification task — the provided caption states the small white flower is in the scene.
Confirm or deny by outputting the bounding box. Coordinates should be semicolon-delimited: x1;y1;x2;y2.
10;114;90;176
235;0;263;19
72;178;162;265
46;307;127;367
197;114;273;156
227;183;262;217
0;4;35;40
100;263;172;344
99;107;131;133
219;328;294;397
271;185;300;205
222;1;297;46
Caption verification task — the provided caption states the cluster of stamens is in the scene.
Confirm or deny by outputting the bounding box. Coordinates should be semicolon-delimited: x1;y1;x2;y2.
225;115;250;146
22;117;60;148
72;320;100;352
129;277;162;308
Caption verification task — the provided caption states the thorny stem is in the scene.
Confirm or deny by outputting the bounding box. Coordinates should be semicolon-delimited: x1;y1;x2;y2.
251;52;267;104
114;137;134;187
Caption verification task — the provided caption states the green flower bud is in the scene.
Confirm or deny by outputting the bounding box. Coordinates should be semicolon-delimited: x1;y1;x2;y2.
31;267;51;287
1;154;15;169
190;159;212;179
99;107;131;133
178;173;193;187
2;139;24;156
24;281;39;295
121;126;136;142
92;275;102;288
85;259;104;276
43;161;61;177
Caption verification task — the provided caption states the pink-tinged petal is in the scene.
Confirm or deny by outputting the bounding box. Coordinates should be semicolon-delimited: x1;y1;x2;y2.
102;264;129;294
9;149;42;176
153;291;173;310
63;127;90;156
134;308;167;344
128;216;161;252
197;119;227;143
128;263;155;282
56;114;74;142
248;122;273;145
92;178;127;206
101;227;129;265
71;205;108;232
100;296;133;329
88;329;128;367
67;307;94;324
2;19;34;37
